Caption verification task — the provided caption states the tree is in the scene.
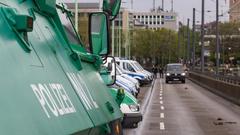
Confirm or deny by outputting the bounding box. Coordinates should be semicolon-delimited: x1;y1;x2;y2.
131;28;179;67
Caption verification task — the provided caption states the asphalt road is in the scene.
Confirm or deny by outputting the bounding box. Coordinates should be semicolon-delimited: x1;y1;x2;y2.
124;76;240;135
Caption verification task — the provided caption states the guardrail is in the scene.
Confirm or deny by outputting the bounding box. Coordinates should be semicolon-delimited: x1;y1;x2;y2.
189;71;240;106
192;70;240;86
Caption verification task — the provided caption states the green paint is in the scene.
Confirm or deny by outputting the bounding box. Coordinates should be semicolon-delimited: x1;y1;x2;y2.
103;0;122;19
0;0;123;134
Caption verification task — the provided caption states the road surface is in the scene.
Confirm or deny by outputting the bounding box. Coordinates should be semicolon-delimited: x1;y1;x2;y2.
124;77;240;135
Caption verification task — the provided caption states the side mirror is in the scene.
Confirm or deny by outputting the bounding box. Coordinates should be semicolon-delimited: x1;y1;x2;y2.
89;12;110;56
103;0;122;20
104;57;117;86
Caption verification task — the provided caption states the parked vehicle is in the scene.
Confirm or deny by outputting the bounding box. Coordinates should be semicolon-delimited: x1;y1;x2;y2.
116;75;139;97
109;88;142;128
0;0;124;135
133;61;154;81
165;63;186;84
116;59;151;85
116;65;140;92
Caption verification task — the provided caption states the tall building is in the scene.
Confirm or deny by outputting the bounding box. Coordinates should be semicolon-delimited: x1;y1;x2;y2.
132;11;177;31
230;0;240;22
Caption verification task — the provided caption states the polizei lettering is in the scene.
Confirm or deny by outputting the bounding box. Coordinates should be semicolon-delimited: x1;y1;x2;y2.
31;83;76;118
67;73;99;110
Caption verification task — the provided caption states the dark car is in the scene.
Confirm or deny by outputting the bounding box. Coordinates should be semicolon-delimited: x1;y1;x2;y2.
165;63;186;84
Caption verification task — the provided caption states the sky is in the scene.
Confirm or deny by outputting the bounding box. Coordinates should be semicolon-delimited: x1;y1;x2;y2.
63;0;230;25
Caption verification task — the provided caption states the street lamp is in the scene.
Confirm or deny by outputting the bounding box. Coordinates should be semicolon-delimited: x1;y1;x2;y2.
74;0;78;31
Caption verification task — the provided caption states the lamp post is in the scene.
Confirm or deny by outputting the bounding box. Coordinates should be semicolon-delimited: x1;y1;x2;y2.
187;18;190;65
216;0;220;75
192;8;196;70
74;0;78;31
112;20;115;56
201;0;205;72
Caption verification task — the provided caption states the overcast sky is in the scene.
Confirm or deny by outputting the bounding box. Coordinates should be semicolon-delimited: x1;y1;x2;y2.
63;0;229;25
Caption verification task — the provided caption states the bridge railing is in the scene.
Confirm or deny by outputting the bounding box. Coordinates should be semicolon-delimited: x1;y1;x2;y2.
191;69;240;86
188;71;240;105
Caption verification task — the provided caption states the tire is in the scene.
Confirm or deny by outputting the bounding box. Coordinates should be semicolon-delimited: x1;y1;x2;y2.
109;119;123;135
165;80;168;84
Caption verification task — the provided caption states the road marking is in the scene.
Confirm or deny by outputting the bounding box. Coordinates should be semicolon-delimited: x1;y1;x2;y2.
160;122;165;130
160;101;163;104
160;113;165;118
159;96;163;100
159;93;162;96
161;106;165;110
160;79;163;90
160;91;163;94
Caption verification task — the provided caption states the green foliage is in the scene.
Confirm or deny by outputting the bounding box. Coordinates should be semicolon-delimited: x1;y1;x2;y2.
131;28;178;65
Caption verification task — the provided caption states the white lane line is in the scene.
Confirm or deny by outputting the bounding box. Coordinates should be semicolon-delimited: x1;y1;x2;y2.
160;101;163;104
160;122;165;130
161;106;165;110
160;79;163;90
160;91;163;94
160;113;165;118
159;93;162;96
159;96;163;100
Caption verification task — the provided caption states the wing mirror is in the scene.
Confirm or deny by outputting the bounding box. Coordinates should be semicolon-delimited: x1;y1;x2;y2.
104;57;116;86
103;0;122;20
89;12;110;57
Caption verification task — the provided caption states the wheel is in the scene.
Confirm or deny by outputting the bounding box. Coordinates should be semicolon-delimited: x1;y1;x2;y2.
165;80;168;84
109;119;123;135
182;80;185;84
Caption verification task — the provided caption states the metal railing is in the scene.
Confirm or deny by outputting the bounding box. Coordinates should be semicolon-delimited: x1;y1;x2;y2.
191;70;240;86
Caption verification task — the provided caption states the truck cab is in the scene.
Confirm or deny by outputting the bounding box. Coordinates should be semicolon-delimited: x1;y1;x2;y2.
0;0;124;134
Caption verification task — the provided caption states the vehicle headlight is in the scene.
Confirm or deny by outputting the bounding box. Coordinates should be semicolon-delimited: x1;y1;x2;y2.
181;73;186;76
166;73;170;76
128;104;140;112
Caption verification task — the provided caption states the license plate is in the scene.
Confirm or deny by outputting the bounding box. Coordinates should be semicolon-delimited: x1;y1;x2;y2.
173;78;179;81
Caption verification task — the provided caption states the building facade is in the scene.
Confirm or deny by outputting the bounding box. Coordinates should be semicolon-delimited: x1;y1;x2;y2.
132;11;177;31
230;0;240;22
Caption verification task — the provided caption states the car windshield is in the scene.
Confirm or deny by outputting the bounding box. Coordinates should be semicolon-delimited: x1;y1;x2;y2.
116;66;123;75
135;62;144;71
131;62;141;71
116;65;124;74
167;64;183;72
57;7;81;45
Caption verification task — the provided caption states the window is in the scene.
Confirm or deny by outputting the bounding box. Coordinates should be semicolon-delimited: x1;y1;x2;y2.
161;21;164;25
126;63;135;72
123;62;127;70
134;15;136;18
153;16;156;18
138;16;140;18
150;16;152;18
145;16;148;18
150;21;152;24
142;15;144;18
57;9;80;44
161;15;164;19
157;21;160;24
157;15;160;18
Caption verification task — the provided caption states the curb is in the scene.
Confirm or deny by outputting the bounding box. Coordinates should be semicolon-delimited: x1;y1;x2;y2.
140;79;156;115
